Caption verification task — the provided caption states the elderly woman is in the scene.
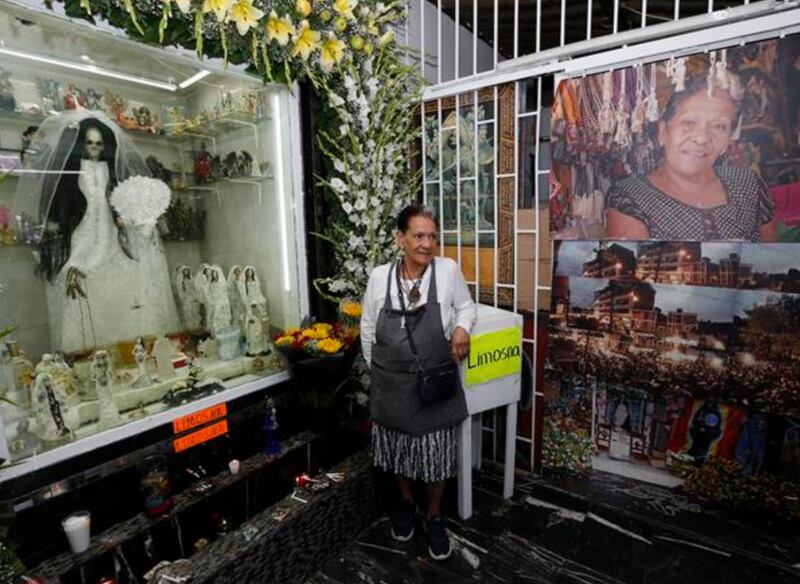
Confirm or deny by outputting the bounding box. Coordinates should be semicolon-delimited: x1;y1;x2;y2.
606;73;777;241
360;203;476;561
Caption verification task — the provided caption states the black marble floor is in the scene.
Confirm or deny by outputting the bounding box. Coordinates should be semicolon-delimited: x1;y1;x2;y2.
306;467;800;584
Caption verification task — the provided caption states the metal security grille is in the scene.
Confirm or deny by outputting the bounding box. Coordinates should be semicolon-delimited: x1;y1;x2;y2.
413;0;800;470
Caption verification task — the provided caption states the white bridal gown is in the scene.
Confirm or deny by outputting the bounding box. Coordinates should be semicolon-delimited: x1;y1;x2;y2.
45;159;180;353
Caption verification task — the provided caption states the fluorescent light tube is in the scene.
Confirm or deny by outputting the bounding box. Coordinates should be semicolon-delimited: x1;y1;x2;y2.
272;93;292;294
0;46;178;92
178;70;211;89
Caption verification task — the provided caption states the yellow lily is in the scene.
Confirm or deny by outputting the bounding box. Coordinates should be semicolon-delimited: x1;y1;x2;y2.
333;0;357;20
265;10;295;45
296;0;312;17
291;20;321;60
320;33;345;71
202;0;232;22
226;0;264;35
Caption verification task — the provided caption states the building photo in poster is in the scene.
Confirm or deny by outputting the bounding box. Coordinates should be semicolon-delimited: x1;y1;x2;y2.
549;35;800;242
545;240;800;509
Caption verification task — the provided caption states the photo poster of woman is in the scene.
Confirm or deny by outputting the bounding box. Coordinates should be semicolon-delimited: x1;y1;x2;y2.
548;35;800;242
543;34;800;515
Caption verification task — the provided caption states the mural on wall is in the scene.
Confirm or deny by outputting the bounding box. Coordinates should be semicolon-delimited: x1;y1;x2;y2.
545;34;800;520
549;35;800;242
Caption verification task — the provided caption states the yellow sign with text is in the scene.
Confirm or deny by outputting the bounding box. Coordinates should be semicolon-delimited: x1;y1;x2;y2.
465;326;522;387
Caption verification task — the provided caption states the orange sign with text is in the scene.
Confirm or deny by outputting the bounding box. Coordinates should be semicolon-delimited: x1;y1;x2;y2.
173;420;229;453
173;404;228;434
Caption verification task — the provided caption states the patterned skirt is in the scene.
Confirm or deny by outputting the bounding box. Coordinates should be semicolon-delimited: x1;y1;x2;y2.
371;422;459;482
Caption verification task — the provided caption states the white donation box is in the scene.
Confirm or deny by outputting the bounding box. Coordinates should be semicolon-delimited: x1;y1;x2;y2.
457;304;523;519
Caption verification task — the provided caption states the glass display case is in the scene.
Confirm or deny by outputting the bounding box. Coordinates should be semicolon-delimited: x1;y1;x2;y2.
0;3;306;473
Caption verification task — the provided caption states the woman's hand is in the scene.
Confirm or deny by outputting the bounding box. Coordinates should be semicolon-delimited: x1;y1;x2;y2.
65;267;87;300
450;326;470;362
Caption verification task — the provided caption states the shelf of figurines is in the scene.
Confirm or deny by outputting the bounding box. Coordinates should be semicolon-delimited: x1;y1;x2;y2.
0;338;290;482
0;109;268;145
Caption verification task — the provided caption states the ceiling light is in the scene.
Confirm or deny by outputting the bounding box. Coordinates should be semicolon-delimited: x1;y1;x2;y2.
178;70;211;90
0;46;178;92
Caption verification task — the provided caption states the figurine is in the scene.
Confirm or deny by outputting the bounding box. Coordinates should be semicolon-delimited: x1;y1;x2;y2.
35;353;57;378
244;302;268;356
85;88;103;111
63;83;88;110
222;152;238;178
28;112;180;353
207;266;232;337
174;265;203;330
20;126;38;164
194;263;212;327
0;68;16;112
152;336;175;381
263;397;280;456
32;372;72;441
238;266;268;322
52;351;79;405
37;78;62;112
193;143;213;184
227;265;246;328
131;337;152;388
0;205;14;246
92;350;121;430
0;342;15;395
9;419;40;460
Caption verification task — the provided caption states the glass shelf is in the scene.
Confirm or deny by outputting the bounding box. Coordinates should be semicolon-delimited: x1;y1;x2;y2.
0;109;266;145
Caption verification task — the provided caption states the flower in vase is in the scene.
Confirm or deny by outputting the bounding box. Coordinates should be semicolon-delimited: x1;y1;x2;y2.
317;338;344;354
340;301;362;320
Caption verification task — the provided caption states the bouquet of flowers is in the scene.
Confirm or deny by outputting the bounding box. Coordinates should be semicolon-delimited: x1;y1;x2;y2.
273;303;362;426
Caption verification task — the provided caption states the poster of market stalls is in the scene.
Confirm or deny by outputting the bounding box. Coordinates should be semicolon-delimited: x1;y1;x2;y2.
545;241;800;516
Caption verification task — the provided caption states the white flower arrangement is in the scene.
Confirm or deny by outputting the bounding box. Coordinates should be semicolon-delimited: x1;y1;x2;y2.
110;176;172;227
309;49;421;299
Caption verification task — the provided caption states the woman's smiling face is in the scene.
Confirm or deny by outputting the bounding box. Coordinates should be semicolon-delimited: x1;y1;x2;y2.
658;88;736;180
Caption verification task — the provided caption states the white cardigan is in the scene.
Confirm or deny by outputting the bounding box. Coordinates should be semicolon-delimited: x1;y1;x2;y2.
360;257;477;366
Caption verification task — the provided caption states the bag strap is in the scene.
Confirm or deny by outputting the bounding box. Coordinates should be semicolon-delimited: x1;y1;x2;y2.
396;261;423;369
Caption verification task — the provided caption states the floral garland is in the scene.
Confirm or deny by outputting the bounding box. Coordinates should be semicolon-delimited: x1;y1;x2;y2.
50;0;405;83
47;0;420;300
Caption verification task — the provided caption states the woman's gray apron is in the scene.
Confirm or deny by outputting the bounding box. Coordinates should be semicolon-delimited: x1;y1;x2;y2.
370;259;468;436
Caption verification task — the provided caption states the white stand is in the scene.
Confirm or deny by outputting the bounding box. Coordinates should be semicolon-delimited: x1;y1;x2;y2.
456;305;523;520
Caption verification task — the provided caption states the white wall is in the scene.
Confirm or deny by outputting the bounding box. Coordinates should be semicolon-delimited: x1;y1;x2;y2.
406;0;503;85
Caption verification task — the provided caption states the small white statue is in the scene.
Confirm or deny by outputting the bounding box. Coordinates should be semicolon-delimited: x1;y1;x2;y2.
227;265;246;329
35;353;57;377
194;263;213;328
238;266;268;322
32;372;73;441
174;265;203;330
152;336;175;381
0;342;15;396
92;350;121;430
131;337;152;388
243;301;268;356
207;265;232;337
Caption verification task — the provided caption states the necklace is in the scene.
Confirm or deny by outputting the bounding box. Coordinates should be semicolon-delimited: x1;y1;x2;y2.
400;261;425;305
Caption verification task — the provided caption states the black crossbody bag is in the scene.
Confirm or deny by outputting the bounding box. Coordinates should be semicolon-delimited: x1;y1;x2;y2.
397;263;460;405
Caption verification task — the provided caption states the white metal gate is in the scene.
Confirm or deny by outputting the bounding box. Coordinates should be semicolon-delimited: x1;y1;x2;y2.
412;0;800;471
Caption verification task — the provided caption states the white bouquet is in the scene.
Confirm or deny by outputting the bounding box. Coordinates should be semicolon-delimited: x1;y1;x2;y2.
110;176;171;228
